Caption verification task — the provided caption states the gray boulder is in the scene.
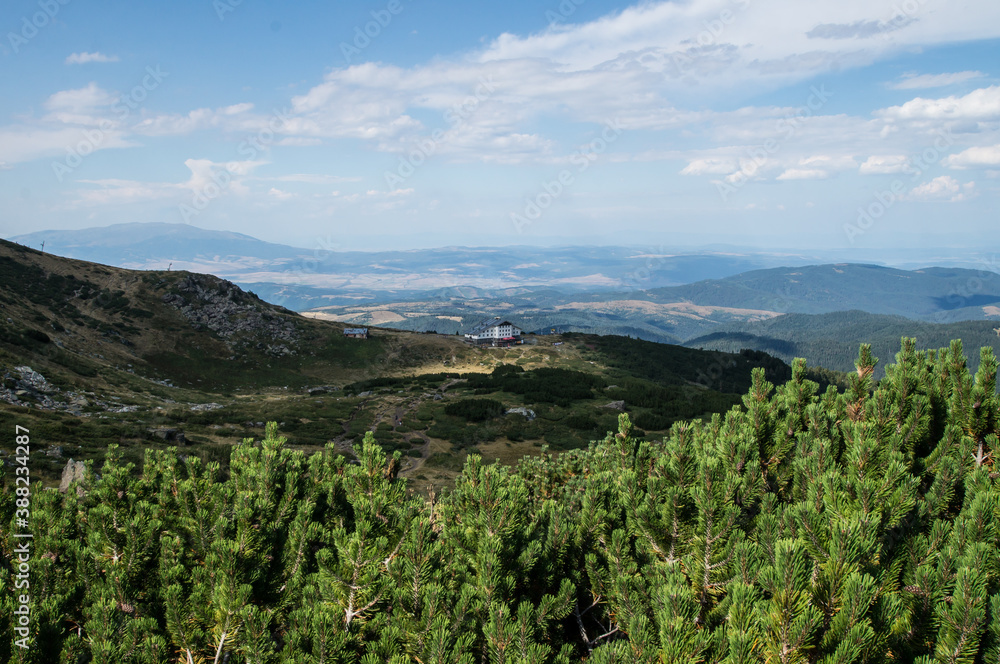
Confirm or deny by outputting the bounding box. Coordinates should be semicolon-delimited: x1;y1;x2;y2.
59;459;87;494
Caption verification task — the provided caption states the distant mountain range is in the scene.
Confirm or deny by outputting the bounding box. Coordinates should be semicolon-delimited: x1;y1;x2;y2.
13;222;298;265
301;262;1000;341
5;222;880;296
8;223;1000;377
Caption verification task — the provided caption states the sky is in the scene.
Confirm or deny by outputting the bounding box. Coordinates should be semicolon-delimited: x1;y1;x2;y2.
0;0;998;252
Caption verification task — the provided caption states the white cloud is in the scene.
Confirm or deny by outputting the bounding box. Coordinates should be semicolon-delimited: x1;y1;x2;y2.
268;174;362;184
680;157;739;175
878;86;1000;121
182;158;264;194
43;83;117;126
6;0;1000;185
132;103;256;136
65;52;119;65
267;0;1000;164
944;144;1000;169
44;83;115;111
69;158;268;207
908;175;975;201
807;19;912;40
75;178;180;205
480;0;919;74
889;71;985;90
275;137;322;147
281;61;576;161
776;168;829;180
859;154;909;174
798;154;857;170
479;0;1000;89
267;188;294;200
0;126;134;165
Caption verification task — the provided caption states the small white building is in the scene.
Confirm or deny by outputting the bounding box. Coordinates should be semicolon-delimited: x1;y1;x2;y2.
465;317;523;346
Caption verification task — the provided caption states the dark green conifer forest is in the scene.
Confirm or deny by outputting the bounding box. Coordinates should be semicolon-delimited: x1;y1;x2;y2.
2;338;1000;663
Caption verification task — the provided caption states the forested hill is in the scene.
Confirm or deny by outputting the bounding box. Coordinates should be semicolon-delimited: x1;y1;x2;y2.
685;310;1000;378
3;338;999;662
636;263;1000;322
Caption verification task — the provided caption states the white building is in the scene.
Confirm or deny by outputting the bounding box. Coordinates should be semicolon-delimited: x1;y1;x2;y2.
464;317;523;346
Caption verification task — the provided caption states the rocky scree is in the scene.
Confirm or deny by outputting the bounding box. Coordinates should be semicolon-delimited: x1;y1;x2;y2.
160;275;300;357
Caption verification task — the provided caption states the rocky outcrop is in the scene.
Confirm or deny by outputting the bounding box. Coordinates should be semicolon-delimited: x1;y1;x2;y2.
59;459;87;494
0;365;140;415
1;365;68;410
149;428;188;444
505;407;536;420
189;402;224;412
601;400;626;411
161;275;300;357
12;365;53;393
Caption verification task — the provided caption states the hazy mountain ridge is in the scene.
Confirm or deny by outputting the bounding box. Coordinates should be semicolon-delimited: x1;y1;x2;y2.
300;261;1000;349
9;223;1000;379
9;222;839;294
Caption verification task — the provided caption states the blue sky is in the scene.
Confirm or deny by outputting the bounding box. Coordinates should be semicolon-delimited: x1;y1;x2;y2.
1;0;998;252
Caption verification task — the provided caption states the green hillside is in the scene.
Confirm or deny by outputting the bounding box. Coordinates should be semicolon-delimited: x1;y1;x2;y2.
0;238;475;392
641;263;1000;321
685;310;1000;378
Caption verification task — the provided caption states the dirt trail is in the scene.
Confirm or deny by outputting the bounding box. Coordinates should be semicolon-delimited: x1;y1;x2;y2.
330;379;460;470
399;431;432;475
329;398;371;453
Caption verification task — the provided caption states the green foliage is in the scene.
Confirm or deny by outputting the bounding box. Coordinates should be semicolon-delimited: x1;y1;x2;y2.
686;311;1000;380
444;398;507;422
593;334;791;393
3;338;1000;662
462;366;604;405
